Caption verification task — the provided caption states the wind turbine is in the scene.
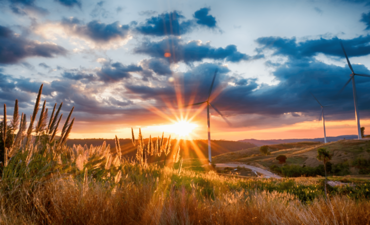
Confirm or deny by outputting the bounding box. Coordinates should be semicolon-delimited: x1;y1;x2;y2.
311;93;329;144
186;70;230;163
339;42;370;140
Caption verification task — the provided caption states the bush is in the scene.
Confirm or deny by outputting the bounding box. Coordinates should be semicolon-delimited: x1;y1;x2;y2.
260;145;269;155
331;162;350;176
352;157;370;174
270;162;349;177
276;155;287;164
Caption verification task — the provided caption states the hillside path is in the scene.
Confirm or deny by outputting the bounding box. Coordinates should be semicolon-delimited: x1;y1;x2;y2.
216;163;282;179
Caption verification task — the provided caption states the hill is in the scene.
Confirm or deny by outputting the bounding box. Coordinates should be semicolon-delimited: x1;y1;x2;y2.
213;139;370;175
239;135;358;146
67;138;256;160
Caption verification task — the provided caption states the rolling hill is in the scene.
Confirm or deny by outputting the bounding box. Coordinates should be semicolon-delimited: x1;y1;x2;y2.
66;138;256;160
239;135;358;146
213;139;370;175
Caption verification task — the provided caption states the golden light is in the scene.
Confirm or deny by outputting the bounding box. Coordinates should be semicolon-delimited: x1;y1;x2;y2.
149;120;198;138
164;52;171;57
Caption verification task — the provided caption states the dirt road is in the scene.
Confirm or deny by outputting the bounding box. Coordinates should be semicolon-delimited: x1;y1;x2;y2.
216;163;282;179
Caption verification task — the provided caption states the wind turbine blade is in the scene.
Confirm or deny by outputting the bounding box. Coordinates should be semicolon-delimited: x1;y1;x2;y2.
339;77;352;94
310;92;323;107
340;41;355;74
210;103;232;126
182;101;206;107
208;69;218;99
355;74;370;78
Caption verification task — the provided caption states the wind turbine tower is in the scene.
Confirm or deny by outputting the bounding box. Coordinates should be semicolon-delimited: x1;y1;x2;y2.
186;70;230;163
339;42;370;140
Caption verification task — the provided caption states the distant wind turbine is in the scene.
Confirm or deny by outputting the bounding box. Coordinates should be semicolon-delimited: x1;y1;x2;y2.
339;42;370;140
185;69;231;163
311;93;329;144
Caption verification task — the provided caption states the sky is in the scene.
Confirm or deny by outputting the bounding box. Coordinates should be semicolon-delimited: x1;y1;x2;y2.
1;0;370;140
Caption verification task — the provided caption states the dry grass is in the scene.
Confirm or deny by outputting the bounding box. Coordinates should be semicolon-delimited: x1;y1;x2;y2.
1;163;370;225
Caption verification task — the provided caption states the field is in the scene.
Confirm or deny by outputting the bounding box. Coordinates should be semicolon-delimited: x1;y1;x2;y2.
1;141;370;224
213;140;370;176
67;138;255;160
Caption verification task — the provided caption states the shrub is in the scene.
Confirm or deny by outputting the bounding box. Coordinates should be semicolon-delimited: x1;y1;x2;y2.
331;162;350;176
260;145;269;155
352;157;370;174
276;155;287;164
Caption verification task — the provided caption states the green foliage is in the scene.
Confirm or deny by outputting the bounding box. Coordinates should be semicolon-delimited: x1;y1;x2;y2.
317;148;332;163
331;162;350;176
270;162;350;177
276;155;287;164
352;157;370;174
259;145;269;155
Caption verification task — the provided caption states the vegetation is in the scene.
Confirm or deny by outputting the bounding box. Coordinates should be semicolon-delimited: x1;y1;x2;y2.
276;155;287;164
352;157;370;174
316;148;332;200
259;145;269;155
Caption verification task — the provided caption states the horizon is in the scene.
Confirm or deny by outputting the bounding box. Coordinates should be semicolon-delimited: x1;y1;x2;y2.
1;0;370;140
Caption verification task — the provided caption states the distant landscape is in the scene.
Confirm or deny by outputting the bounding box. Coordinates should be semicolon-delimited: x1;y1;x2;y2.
239;135;358;146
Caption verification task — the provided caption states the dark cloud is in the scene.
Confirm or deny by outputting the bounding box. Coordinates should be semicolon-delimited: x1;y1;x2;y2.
55;0;81;8
62;71;97;81
256;35;370;59
134;36;260;64
8;0;48;15
0;25;67;64
193;7;216;28
135;11;193;36
361;11;370;30
141;58;172;76
61;17;130;45
97;62;143;82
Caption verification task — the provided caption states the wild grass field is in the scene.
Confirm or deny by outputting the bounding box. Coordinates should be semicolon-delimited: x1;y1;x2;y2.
1;85;370;224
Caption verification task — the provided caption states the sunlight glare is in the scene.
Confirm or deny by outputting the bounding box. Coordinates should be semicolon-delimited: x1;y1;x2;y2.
150;120;198;138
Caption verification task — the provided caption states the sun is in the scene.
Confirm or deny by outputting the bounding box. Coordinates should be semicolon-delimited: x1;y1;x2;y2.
150;120;198;138
172;120;198;137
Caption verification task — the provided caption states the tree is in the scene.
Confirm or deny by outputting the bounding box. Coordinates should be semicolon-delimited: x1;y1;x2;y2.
361;127;365;138
276;155;287;164
260;145;269;155
317;148;332;201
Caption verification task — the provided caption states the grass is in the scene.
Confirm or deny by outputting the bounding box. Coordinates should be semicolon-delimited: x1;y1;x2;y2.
1;144;370;224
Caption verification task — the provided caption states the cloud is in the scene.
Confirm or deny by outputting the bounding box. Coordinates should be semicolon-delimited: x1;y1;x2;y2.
135;11;193;36
62;71;97;81
138;10;157;16
8;0;48;15
361;11;370;30
140;58;172;76
38;63;50;69
97;62;143;82
256;35;370;59
193;7;216;28
90;1;109;18
0;25;67;64
314;7;323;15
134;36;261;64
61;17;130;44
55;0;81;8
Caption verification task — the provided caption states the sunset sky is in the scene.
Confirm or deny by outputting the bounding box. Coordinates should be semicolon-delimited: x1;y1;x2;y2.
1;0;370;140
